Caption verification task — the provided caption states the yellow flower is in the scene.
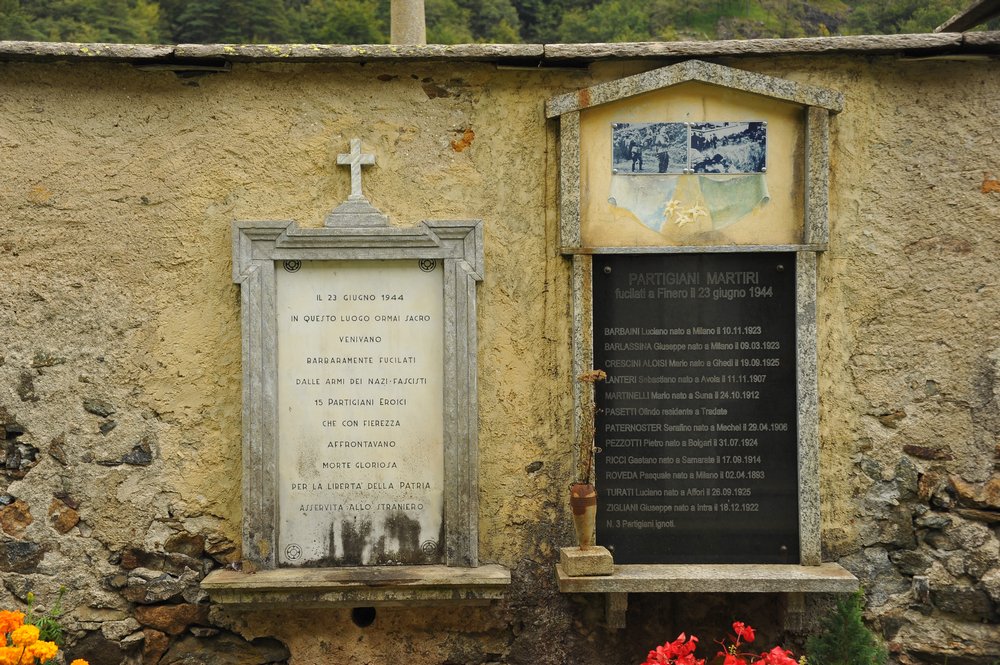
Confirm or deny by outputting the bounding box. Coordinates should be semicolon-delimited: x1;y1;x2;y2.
71;659;92;665
10;623;39;647
0;611;24;635
29;639;59;662
0;646;24;665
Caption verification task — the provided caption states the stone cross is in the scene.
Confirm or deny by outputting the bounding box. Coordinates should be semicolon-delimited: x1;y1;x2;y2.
325;138;388;227
337;138;375;201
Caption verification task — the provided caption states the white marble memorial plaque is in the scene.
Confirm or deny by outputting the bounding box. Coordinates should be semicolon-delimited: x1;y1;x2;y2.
275;259;444;566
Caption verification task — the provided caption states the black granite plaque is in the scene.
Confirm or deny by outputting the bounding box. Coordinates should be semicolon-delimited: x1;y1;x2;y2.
593;253;798;564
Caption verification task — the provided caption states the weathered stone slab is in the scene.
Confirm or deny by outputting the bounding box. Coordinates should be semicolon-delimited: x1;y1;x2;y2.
556;562;857;593
2;33;995;65
174;43;545;62
0;40;172;62
201;564;510;608
543;33;966;62
962;31;1000;47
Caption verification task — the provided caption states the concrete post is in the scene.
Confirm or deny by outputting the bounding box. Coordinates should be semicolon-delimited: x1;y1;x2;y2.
391;0;427;45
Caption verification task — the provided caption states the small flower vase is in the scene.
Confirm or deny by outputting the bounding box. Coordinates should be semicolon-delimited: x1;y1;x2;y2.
569;482;597;549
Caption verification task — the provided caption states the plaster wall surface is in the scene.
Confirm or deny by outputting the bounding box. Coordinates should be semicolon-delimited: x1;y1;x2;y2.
0;55;997;664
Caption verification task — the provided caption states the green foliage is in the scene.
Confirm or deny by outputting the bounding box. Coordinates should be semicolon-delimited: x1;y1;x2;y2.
458;0;521;41
129;0;163;41
0;0;44;40
25;588;67;648
172;0;225;42
291;0;387;43
426;0;473;43
0;0;164;42
557;0;652;43
843;0;968;34
172;0;292;43
0;0;988;45
806;590;888;665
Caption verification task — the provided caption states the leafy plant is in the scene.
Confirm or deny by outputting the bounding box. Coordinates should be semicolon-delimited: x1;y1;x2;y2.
25;588;66;647
806;590;888;665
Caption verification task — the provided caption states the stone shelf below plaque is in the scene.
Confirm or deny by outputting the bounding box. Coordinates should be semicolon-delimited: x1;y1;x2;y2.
556;563;857;629
557;562;856;594
202;564;511;609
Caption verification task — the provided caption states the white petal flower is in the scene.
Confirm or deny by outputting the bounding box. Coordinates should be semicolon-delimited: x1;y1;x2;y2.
688;205;709;219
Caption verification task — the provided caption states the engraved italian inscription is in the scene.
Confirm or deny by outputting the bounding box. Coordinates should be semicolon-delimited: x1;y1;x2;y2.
594;252;798;564
276;260;444;566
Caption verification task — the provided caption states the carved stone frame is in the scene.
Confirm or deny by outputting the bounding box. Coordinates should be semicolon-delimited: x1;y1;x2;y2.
231;219;484;569
546;62;854;608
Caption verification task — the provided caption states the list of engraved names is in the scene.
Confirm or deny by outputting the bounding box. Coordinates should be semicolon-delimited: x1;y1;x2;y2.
593;253;799;564
275;260;444;566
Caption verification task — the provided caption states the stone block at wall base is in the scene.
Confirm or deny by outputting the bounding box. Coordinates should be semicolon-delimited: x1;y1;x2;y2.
560;547;614;576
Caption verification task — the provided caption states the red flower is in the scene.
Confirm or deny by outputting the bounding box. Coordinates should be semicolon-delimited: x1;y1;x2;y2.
641;627;794;665
642;634;705;665
754;646;798;665
732;622;756;643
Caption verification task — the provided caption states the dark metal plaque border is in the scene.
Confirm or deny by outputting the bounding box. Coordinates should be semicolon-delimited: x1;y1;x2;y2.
593;252;799;564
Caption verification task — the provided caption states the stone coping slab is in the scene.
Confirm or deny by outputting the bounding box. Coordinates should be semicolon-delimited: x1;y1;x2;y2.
556;563;857;594
1;32;999;64
202;564;511;608
542;32;984;60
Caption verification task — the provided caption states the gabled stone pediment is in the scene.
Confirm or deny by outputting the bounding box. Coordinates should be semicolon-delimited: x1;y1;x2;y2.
546;59;843;119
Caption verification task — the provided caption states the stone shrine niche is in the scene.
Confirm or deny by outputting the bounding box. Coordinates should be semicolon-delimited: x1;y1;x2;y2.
547;61;856;625
203;139;509;609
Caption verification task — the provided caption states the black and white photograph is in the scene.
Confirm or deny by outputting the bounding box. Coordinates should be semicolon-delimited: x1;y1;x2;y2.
611;122;687;174
690;121;767;174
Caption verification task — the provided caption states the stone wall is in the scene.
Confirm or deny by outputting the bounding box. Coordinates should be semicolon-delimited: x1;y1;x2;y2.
0;53;997;664
817;57;1000;663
